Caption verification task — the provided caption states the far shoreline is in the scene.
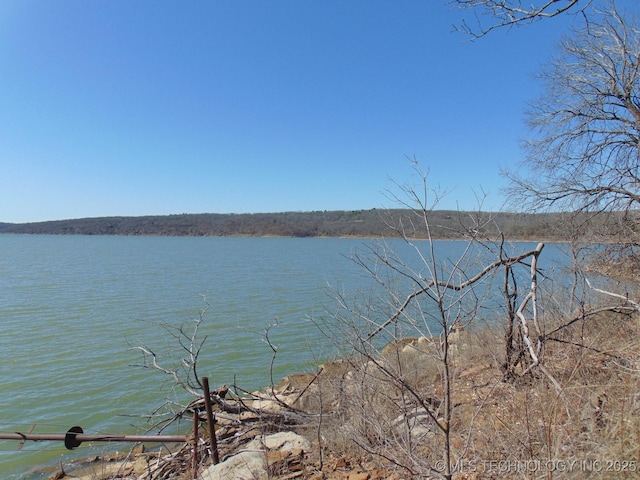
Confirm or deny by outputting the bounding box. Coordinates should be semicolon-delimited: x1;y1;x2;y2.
0;209;619;241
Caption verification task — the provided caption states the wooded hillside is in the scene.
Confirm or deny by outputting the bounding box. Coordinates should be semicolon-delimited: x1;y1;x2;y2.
0;209;626;241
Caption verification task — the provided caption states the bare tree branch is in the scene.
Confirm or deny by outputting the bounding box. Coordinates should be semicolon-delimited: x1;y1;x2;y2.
506;2;640;222
585;277;640;310
367;243;546;340
452;0;591;37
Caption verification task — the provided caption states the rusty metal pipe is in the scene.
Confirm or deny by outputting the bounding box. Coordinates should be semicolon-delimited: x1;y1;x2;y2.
201;377;220;465
0;430;188;449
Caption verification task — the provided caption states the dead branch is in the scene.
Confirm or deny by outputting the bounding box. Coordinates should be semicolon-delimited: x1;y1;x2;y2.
368;243;546;340
544;304;638;340
131;345;201;398
453;0;589;38
585;277;640;312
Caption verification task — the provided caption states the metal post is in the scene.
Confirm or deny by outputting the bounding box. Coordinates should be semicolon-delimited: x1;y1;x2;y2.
192;411;199;479
201;377;220;465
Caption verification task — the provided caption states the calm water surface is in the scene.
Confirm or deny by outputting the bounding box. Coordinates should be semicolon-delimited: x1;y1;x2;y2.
0;235;570;478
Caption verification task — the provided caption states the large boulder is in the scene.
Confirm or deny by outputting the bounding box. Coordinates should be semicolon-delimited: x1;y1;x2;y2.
200;451;267;480
199;431;311;480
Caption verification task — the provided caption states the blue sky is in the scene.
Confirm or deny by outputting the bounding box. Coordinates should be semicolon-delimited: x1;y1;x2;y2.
1;1;582;223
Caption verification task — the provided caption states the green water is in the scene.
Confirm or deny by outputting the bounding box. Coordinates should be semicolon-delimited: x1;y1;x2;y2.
0;235;569;478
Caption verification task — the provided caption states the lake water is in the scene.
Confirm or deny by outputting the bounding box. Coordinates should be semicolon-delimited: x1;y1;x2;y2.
0;235;571;478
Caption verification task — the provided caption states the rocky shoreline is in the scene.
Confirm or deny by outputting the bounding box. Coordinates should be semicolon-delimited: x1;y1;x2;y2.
40;360;406;480
38;309;640;479
39;331;477;480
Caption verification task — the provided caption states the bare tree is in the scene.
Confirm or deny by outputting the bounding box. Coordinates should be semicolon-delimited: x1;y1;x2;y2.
452;0;593;37
315;163;555;478
506;2;640;220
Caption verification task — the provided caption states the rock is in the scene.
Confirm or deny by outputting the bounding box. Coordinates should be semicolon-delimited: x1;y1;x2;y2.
381;337;422;357
266;448;304;475
199;432;311;480
275;372;317;392
239;410;260;421
250;397;294;413
216;412;238;425
199;451;268;480
318;359;351;378
391;407;436;441
244;431;312;453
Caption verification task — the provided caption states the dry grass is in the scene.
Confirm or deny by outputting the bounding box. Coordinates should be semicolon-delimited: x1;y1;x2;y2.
303;309;640;479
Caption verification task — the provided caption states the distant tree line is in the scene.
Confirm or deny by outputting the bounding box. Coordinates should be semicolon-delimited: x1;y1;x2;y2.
0;209;629;241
